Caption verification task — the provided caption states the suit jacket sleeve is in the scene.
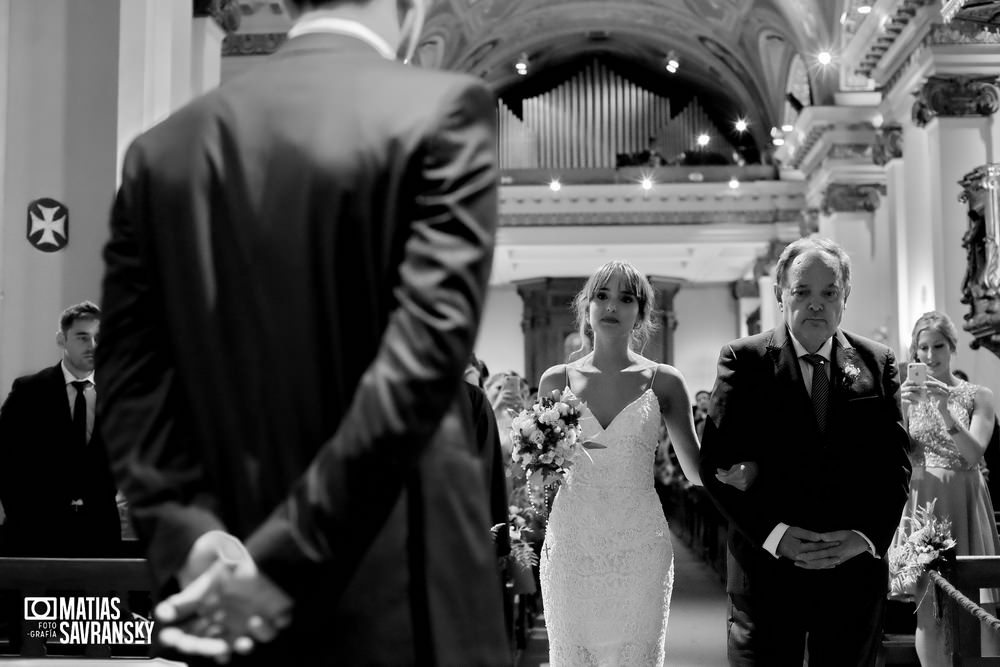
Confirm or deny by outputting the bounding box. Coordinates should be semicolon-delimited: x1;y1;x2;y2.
99;149;226;589
699;343;780;548
849;349;911;555
243;77;499;596
0;378;31;521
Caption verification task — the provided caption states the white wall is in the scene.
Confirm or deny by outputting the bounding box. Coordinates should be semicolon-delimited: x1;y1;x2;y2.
673;283;740;398
475;284;525;377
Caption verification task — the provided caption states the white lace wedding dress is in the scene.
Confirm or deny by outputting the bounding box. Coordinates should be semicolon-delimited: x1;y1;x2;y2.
540;382;673;666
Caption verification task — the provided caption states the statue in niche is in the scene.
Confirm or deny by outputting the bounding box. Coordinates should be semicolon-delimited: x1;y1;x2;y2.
961;207;988;303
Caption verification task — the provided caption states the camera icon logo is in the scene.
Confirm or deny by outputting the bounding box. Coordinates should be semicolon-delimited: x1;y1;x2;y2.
23;597;57;621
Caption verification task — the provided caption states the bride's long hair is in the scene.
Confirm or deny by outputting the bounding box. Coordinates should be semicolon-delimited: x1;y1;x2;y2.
572;260;658;354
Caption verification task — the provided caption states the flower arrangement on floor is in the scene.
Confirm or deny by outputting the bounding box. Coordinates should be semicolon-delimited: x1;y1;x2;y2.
888;499;957;602
509;389;586;486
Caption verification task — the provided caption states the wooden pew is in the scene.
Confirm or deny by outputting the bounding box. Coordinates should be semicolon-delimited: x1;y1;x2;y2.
936;555;1000;666
0;556;153;658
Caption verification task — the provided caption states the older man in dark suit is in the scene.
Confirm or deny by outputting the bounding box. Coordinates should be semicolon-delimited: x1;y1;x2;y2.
0;301;120;557
700;237;911;666
97;0;507;664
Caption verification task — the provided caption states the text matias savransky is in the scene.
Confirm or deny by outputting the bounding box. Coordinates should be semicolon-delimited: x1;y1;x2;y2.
24;596;154;645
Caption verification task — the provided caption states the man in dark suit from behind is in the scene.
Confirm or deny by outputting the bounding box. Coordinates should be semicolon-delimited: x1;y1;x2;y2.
0;301;120;557
97;0;508;664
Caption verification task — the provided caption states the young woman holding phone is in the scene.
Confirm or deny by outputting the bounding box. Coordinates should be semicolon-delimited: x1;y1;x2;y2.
891;311;1000;664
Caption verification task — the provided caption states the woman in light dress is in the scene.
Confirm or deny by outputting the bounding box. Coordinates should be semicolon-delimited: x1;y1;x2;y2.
892;311;1000;665
534;260;706;666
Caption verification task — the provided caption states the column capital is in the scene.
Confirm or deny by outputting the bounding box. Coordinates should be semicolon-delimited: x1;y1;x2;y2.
193;0;241;34
774;105;879;178
821;183;887;216
800;207;820;237
872;123;904;165
912;74;1000;127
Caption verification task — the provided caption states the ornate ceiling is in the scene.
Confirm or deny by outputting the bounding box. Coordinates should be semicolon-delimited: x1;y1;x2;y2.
236;1;843;151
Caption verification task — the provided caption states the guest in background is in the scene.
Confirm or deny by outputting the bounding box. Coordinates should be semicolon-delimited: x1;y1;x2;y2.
486;371;530;465
891;311;1000;664
0;301;120;557
693;389;710;440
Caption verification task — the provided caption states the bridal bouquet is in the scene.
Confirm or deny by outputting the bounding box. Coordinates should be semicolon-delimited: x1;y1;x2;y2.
888;500;957;601
509;389;585;485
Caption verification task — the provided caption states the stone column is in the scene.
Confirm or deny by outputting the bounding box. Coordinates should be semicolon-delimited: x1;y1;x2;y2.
191;0;239;96
818;181;897;348
875;123;909;352
647;278;682;365
909;73;1000;384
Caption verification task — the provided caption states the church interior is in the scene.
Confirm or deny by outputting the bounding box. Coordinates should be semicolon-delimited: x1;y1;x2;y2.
4;0;1000;664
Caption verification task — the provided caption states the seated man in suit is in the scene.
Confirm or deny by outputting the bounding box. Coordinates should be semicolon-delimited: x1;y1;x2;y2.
0;301;120;557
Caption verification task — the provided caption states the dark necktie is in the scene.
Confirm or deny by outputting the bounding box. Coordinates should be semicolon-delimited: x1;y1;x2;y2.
803;354;830;433
71;380;89;446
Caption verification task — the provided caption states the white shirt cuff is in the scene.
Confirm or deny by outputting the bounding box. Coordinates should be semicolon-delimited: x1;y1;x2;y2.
763;522;789;558
852;530;879;559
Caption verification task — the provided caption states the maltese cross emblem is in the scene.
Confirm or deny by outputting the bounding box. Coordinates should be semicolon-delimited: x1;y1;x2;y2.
26;198;69;252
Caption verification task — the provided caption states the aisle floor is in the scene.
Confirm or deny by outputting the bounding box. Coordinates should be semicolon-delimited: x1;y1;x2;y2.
519;529;730;666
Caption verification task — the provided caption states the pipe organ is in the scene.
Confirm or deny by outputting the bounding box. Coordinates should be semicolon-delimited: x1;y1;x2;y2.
497;59;740;169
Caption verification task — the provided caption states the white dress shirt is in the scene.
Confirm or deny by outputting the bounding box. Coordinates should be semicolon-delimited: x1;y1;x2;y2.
760;334;877;560
62;361;95;443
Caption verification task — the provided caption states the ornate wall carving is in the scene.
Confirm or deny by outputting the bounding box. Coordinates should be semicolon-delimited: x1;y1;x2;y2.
912;75;1000;128
222;32;287;57
873;124;903;166
820;183;886;215
958;164;1000;358
194;0;241;33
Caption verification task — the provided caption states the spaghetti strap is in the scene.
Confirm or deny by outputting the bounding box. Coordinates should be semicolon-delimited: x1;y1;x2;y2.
648;364;658;391
565;365;571;393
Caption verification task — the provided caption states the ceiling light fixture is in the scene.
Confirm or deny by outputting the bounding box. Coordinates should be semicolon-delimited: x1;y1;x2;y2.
817;51;833;66
728;178;740;189
734;118;749;133
640;177;653;191
696;133;710;147
549;179;561;192
665;51;679;74
781;124;794;132
857;5;872;14
515;53;529;76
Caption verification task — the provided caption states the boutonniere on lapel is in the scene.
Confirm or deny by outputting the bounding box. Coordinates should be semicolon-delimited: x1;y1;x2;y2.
836;345;872;393
840;361;862;390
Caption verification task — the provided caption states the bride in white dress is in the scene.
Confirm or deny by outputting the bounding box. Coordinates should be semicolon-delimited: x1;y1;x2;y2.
535;260;705;666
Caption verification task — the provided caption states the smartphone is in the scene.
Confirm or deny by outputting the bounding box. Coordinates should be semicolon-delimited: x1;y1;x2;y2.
502;375;521;394
907;362;928;385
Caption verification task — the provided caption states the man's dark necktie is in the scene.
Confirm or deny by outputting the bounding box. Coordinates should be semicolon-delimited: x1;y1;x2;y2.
71;380;89;447
803;354;830;433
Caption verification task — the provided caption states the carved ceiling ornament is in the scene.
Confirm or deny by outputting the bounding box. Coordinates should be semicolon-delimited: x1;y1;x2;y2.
912;75;1000;128
873;124;903;166
194;0;241;33
820;183;886;215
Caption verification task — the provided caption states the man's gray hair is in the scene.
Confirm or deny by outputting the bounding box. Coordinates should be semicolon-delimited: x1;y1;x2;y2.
774;237;852;291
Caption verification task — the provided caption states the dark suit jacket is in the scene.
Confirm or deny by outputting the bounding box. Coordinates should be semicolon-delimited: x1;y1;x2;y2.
98;33;507;666
699;326;911;597
0;363;120;556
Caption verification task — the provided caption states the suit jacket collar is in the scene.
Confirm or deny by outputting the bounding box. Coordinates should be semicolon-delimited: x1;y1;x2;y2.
287;15;395;60
276;31;393;61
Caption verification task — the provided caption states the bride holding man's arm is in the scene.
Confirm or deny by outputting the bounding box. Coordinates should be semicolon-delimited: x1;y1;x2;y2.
533;259;751;666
